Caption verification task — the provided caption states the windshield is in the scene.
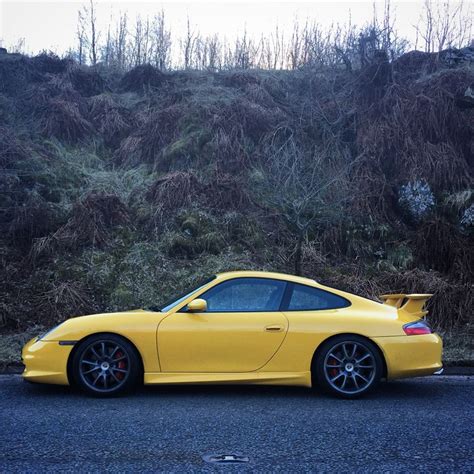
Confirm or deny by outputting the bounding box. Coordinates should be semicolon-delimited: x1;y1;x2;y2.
156;276;216;313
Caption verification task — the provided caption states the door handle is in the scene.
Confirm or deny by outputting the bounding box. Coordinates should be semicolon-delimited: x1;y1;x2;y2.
265;325;283;332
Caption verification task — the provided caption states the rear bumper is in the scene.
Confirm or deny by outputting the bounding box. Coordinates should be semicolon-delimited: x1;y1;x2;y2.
373;333;443;380
22;337;71;385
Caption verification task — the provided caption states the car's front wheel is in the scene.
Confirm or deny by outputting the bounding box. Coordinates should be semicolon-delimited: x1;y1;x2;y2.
313;335;383;398
72;334;141;397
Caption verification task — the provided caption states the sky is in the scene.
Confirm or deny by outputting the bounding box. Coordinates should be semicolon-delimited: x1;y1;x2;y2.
0;0;470;55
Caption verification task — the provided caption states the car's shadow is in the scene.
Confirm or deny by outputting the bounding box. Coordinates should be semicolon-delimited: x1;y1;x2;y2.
19;376;448;401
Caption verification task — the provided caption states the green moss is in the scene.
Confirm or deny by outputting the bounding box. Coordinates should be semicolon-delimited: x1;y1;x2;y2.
160;127;211;169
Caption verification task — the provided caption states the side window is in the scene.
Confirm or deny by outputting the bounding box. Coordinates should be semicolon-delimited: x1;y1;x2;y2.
200;278;286;312
287;284;350;311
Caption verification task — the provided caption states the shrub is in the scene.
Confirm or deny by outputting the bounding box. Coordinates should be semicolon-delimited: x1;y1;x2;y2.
398;180;435;221
120;64;165;92
68;64;107;97
40;98;93;143
56;192;129;248
460;204;474;229
89;93;133;147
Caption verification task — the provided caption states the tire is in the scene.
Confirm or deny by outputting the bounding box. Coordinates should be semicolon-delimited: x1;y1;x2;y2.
313;335;383;399
72;334;141;397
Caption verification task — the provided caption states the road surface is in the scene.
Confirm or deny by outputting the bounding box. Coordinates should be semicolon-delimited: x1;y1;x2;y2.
0;375;473;472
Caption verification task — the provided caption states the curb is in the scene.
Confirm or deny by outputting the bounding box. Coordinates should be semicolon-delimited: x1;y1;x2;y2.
440;366;474;376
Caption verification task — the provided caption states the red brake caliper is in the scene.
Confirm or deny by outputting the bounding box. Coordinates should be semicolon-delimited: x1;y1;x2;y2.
116;351;125;379
328;357;339;377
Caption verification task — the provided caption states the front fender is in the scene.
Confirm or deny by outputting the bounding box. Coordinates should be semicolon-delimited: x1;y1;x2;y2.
42;311;165;373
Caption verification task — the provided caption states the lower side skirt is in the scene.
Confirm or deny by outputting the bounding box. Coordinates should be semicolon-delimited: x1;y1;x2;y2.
144;371;312;387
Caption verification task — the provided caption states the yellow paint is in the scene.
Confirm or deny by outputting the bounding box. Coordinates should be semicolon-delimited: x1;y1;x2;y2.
22;271;443;387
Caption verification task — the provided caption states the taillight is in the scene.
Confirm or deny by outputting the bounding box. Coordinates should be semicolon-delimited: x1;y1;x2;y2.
403;320;432;335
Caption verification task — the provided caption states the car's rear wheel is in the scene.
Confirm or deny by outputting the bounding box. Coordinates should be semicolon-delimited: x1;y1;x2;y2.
72;334;140;397
313;335;383;398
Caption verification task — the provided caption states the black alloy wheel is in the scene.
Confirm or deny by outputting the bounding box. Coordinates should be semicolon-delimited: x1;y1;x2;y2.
313;335;383;398
72;334;140;397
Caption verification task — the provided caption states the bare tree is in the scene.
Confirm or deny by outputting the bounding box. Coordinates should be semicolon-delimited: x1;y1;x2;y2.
416;0;473;53
76;0;100;66
152;10;172;70
206;34;222;71
102;22;112;66
252;132;351;275
181;16;197;69
131;15;144;66
232;30;259;69
114;12;128;70
76;9;87;65
129;15;152;66
259;25;285;69
87;0;99;65
288;19;303;69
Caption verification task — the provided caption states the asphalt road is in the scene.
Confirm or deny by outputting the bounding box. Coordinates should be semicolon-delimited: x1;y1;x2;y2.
0;375;473;473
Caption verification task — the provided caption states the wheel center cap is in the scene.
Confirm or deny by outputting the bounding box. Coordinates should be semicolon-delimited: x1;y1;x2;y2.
345;363;354;372
101;362;110;370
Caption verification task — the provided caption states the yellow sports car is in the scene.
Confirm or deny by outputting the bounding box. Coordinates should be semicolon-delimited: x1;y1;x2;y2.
22;271;442;398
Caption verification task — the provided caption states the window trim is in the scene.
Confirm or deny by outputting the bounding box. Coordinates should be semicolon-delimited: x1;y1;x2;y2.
180;277;288;313
281;282;352;312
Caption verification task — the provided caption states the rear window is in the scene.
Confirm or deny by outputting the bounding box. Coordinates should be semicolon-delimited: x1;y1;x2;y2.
287;283;351;311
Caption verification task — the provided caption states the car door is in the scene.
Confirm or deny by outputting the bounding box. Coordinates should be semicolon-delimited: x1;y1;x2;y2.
157;277;289;373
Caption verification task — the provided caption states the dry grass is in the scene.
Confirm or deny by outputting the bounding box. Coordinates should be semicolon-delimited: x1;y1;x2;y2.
147;171;203;213
50;192;130;249
40;98;93;143
33;281;94;323
89;93;133;147
120;64;165;92
113;105;183;165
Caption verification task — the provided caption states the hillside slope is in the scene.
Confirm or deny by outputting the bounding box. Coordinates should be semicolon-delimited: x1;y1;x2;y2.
0;51;472;338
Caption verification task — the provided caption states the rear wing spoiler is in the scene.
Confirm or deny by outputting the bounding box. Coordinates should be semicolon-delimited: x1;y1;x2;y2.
379;293;433;318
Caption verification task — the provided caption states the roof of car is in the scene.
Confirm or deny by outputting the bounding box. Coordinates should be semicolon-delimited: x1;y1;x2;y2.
215;270;317;285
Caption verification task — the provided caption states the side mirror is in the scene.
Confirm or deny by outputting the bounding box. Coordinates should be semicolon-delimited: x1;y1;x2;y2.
187;298;207;313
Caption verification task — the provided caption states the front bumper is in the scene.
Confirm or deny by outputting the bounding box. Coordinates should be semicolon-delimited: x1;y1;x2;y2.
373;333;443;380
22;337;72;385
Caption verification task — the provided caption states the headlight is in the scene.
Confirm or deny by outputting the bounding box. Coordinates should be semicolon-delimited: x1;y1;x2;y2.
37;323;63;341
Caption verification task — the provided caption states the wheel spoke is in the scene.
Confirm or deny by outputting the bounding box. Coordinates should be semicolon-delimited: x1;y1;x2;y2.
328;353;343;363
342;344;350;359
81;360;97;366
354;372;369;384
110;346;119;359
325;363;343;368
330;372;344;382
92;373;101;386
350;344;357;358
111;367;127;374
352;373;359;389
90;346;101;359
83;366;100;375
112;356;127;363
358;364;374;369
356;353;371;364
109;370;120;383
103;373;108;389
341;374;348;389
101;342;106;357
